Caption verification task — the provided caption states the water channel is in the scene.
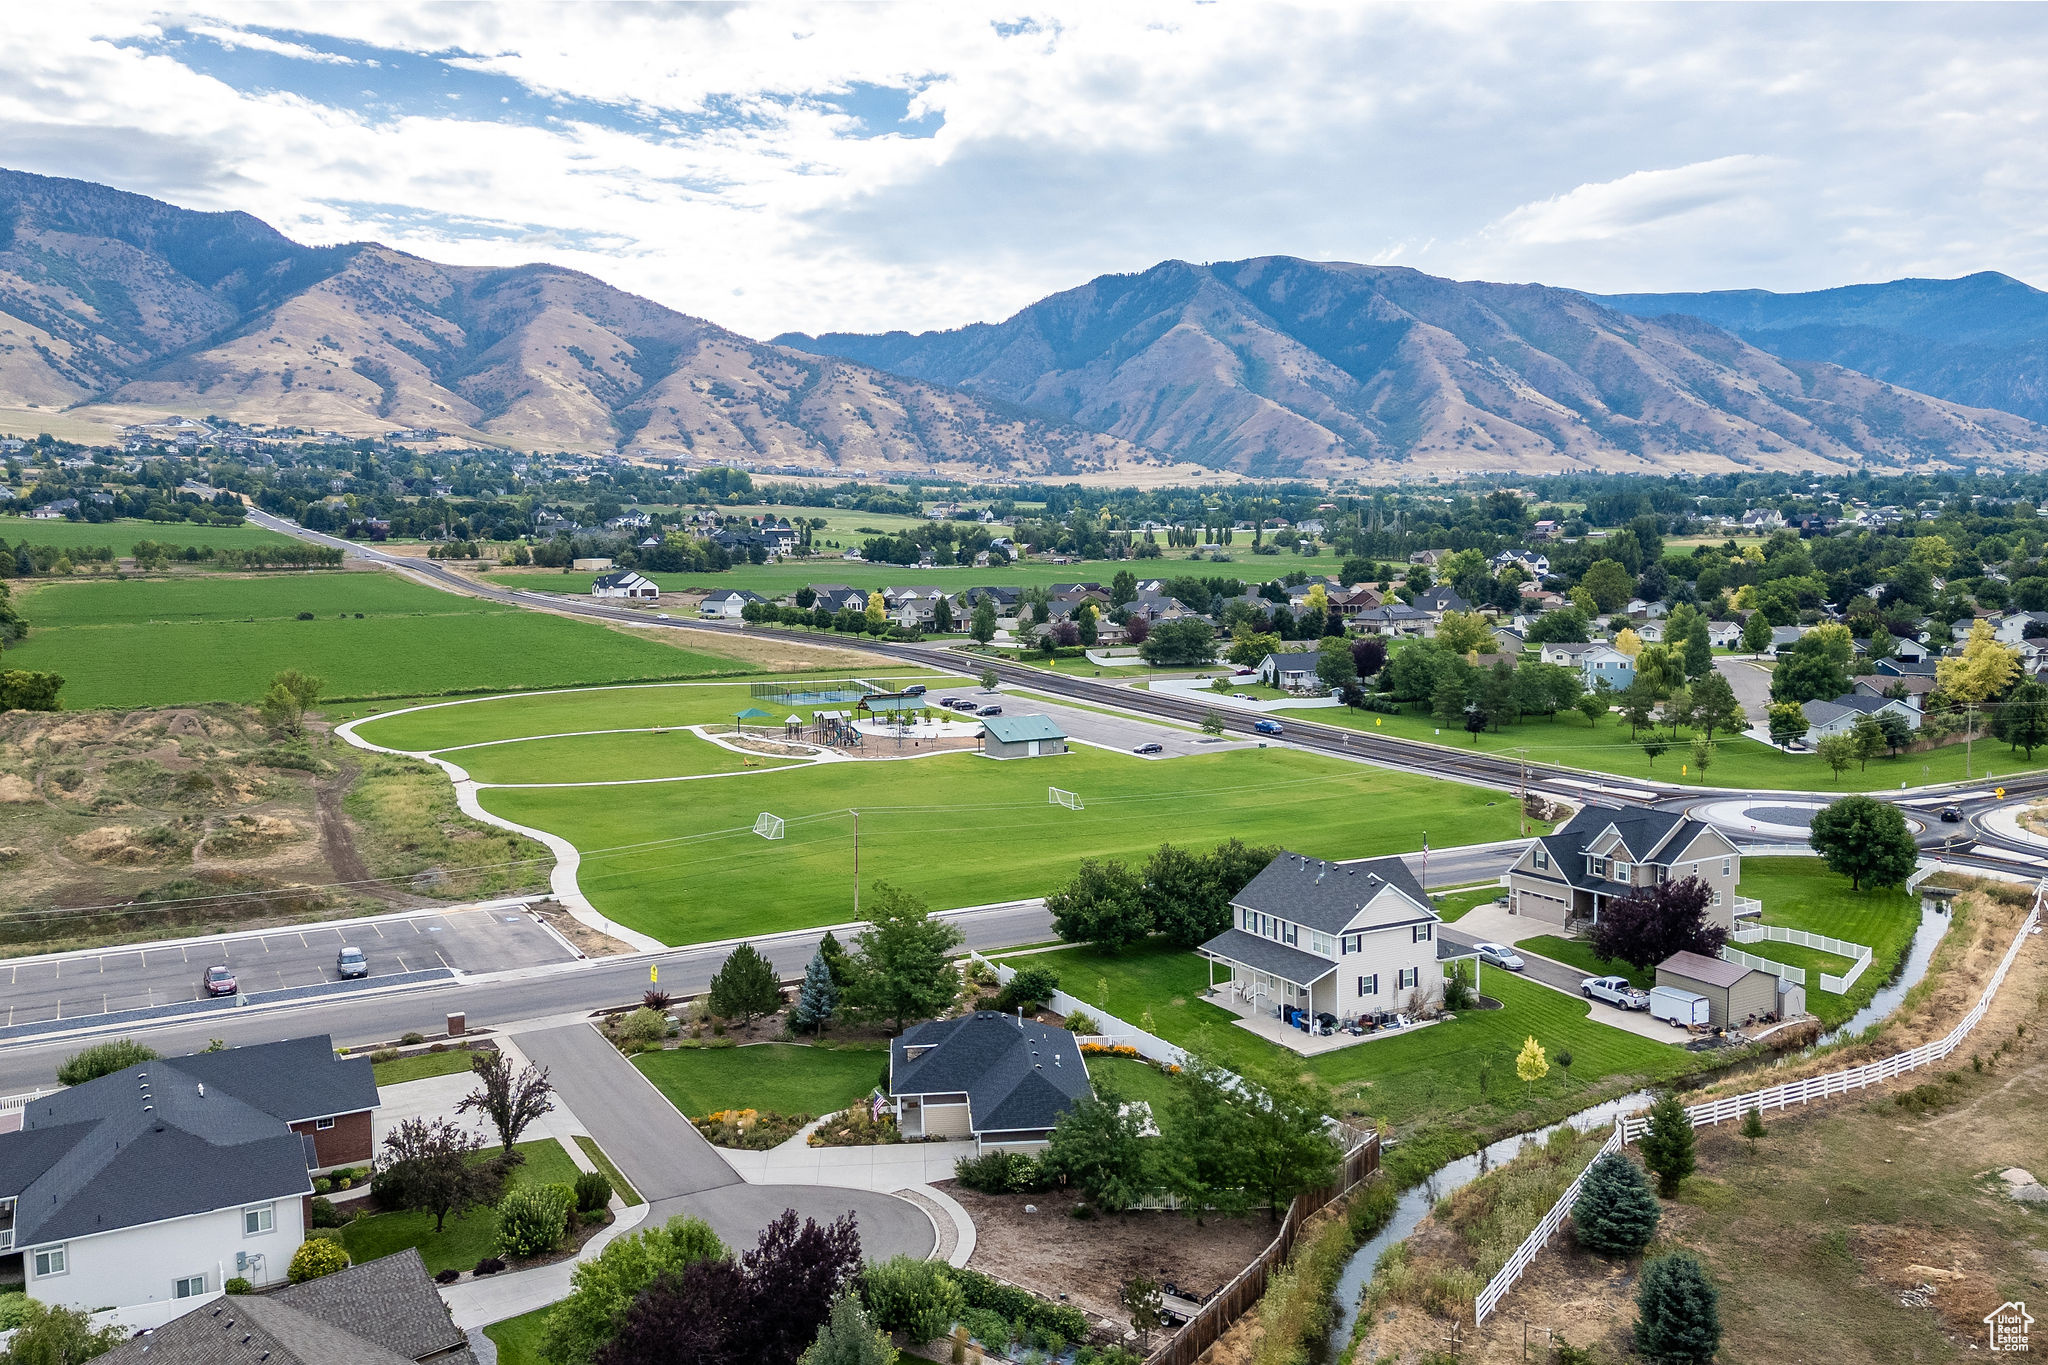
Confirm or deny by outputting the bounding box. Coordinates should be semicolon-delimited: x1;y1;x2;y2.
1322;895;1955;1360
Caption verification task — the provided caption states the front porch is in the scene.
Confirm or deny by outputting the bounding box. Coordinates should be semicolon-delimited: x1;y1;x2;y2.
1201;982;1441;1055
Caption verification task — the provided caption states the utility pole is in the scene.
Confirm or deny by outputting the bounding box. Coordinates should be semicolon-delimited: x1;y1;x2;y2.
1518;750;1529;837
852;808;860;920
1967;704;1975;780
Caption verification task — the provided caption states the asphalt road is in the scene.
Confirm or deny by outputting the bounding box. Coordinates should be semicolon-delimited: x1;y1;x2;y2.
975;690;1255;759
0;898;1054;1094
0;908;575;1031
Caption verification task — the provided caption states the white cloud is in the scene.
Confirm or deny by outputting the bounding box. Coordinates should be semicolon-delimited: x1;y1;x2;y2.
5;4;2048;338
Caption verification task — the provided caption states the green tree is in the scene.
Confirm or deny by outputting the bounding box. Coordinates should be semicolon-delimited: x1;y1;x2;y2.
1618;680;1657;736
1771;636;1852;706
1639;1092;1697;1197
1201;709;1225;737
1575;687;1608;727
1815;732;1857;782
0;1300;126;1363
1226;625;1284;668
1315;635;1358;691
1233;1071;1340;1218
1689;735;1713;781
1808;794;1918;890
1580;559;1635;613
1689;670;1743;740
1039;1085;1152;1211
1740;611;1773;655
1430;671;1468;730
1140;617;1217;666
792;948;838;1034
1153;1056;1251;1215
288;1237;353;1283
373;1116;500;1233
861;1257;965;1345
1739;1105;1766;1153
977;667;998;692
799;1294;895;1365
1436;609;1493;656
1077;601;1099;647
708;942;782;1030
1572;1152;1662;1255
1640;734;1670;767
56;1038;157;1086
847;883;964;1033
970;599;997;645
931;595;953;634
542;1215;729;1365
1766;702;1808;749
1849;711;1887;770
1633;1251;1722;1363
1047;858;1152;949
1994;677;2048;757
1143;843;1223;947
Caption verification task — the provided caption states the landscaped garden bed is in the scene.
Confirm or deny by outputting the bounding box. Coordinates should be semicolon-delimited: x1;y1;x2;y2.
334;1137;609;1277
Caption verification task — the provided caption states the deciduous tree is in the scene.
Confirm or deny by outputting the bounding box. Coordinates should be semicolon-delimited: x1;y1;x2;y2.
1808;795;1918;889
1048;858;1152;950
847;883;963;1033
1039;1085;1152;1212
1936;621;2021;705
373;1117;500;1233
542;1216;730;1365
1589;877;1725;971
456;1050;555;1154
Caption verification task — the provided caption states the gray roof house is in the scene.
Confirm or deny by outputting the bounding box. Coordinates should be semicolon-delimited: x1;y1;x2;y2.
1800;693;1922;746
1256;650;1323;690
888;1013;1093;1150
1504;805;1747;930
102;1249;475;1365
1;1037;376;1312
1199;853;1450;1039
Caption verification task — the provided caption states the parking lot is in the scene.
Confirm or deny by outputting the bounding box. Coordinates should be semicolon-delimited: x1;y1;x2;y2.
0;907;576;1029
967;688;1256;759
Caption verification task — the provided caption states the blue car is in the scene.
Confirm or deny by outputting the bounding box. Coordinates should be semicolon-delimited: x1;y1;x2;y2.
1254;719;1284;736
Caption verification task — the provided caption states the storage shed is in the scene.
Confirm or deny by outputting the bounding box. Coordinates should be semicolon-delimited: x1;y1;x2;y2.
1655;950;1779;1028
981;714;1069;759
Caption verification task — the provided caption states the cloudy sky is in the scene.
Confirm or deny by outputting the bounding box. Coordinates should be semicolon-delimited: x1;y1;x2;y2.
8;4;2048;339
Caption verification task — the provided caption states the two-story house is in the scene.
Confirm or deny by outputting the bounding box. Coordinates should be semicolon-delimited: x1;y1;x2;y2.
1199;853;1447;1025
1537;642;1635;692
1504;805;1747;931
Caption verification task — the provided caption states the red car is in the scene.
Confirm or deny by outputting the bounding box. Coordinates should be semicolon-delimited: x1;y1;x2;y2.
202;964;238;997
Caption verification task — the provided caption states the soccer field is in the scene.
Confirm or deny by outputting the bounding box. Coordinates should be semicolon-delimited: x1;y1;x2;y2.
352;680;1530;945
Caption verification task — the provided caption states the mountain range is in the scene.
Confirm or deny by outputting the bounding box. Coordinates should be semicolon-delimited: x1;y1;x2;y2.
3;166;2046;479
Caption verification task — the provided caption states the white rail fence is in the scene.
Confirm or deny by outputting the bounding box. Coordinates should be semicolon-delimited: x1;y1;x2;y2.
1474;877;2044;1328
970;953;1191;1070
1720;944;1806;987
1732;924;1874;993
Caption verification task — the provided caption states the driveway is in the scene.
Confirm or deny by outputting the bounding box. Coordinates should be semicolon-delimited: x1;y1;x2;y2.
1440;907;1680;1043
1714;656;1774;726
514;1025;936;1261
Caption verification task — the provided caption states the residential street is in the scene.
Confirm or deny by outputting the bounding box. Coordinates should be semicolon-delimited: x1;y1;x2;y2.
1714;656;1774;727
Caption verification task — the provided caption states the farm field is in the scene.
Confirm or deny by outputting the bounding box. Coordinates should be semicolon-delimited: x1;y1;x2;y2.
4;571;763;706
997;939;1704;1136
0;516;297;555
479;551;1220;600
1284;699;2048;791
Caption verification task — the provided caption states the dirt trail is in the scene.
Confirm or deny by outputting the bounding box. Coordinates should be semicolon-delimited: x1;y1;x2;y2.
315;762;422;906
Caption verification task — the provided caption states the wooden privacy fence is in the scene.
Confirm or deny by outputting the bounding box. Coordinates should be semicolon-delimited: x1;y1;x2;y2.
1475;877;2044;1328
1142;1134;1381;1365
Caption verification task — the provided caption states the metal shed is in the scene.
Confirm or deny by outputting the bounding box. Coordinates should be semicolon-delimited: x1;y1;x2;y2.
1655;950;1779;1028
980;714;1069;759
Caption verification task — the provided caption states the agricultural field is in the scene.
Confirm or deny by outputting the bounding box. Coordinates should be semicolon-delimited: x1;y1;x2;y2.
0;516;298;556
479;550;1223;601
3;571;762;706
350;678;1529;944
1287;699;2048;791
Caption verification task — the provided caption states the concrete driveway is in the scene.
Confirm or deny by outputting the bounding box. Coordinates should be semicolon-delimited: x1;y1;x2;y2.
1441;905;1680;1043
1714;656;1775;726
515;1025;936;1262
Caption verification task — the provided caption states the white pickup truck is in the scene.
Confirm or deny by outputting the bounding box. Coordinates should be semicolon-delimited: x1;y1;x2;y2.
1581;975;1650;1011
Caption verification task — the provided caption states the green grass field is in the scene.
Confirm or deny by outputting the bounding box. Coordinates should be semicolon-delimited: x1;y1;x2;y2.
370;1049;482;1086
1285;699;2048;791
1084;1054;1181;1135
633;1042;887;1118
1000;940;1703;1136
338;1138;581;1274
478;742;1529;944
0;516;297;555
1432;885;1506;922
6;572;760;706
482;1306;554;1365
479;552;1215;601
437;729;804;785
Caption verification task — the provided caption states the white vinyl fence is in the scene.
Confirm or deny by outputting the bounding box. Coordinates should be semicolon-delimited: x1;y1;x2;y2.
1720;944;1806;987
1731;924;1875;993
1475;877;2044;1328
971;952;1191;1069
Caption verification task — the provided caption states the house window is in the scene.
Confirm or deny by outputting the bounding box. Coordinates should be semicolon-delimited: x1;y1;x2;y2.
1722;858;1731;877
243;1204;275;1236
1713;891;1723;906
1614;863;1631;883
315;1117;335;1131
1341;933;1362;954
174;1274;207;1299
1534;848;1549;870
1399;968;1419;989
33;1246;66;1277
1412;925;1433;943
1243;908;1255;931
1281;922;1298;946
1310;931;1336;957
1358;974;1378;997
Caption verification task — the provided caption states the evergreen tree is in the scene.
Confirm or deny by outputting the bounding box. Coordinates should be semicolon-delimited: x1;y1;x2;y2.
791;948;838;1034
1633;1251;1722;1362
1740;611;1772;655
1571;1152;1662;1255
708;942;782;1029
1740;1105;1766;1152
1639;1093;1697;1197
1683;621;1713;680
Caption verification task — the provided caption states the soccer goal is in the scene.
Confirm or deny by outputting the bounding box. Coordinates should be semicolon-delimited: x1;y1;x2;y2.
753;812;785;840
1048;787;1084;811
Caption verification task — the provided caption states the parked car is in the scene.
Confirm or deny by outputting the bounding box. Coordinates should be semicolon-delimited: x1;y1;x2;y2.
202;964;238;997
903;684;927;696
978;704;1004;716
1253;719;1284;736
937;696;961;708
1582;975;1649;1010
950;698;979;711
336;946;369;979
1133;742;1164;755
1473;942;1524;971
1940;804;1964;823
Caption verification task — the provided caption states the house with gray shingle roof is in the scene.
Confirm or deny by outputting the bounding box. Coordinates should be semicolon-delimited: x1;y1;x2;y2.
889;1013;1093;1150
1504;804;1744;931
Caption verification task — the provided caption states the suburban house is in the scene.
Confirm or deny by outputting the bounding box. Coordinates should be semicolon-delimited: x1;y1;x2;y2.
1655;951;1781;1029
1505;805;1747;931
1;1036;377;1312
101;1249;475;1364
1256;650;1324;690
1707;621;1743;649
980;714;1069;759
592;570;660;601
28;499;78;519
1198;852;1448;1027
698;587;764;618
888;1013;1092;1150
806;585;871;615
1800;693;1922;746
1767;626;1807;657
1353;602;1435;637
1538;642;1635;691
1412;585;1471;617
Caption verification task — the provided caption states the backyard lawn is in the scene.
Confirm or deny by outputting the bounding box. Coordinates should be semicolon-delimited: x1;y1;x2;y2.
633;1042;888;1118
1084;1054;1181;1136
1282;699;2048;791
339;1138;582;1274
998;940;1704;1137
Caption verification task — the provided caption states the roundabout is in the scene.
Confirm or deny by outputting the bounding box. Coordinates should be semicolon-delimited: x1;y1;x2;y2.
1690;796;1928;841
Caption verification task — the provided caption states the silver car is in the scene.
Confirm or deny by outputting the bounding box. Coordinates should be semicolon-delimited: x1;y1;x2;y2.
1582;975;1650;1010
1473;942;1525;972
336;946;369;980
